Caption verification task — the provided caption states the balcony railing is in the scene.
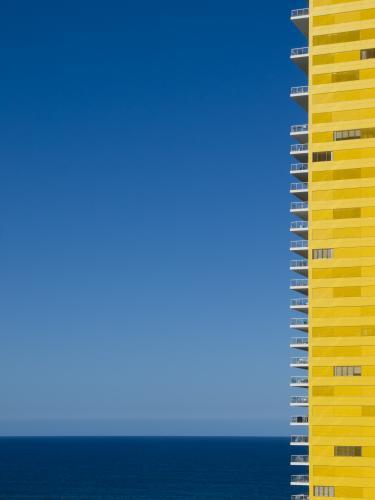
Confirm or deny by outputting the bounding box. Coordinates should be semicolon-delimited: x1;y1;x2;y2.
291;455;309;464
291;125;308;134
291;496;309;500
290;337;308;346
291;182;308;191
291;318;308;327
291;416;309;425
291;357;308;366
291;435;309;444
291;475;309;484
291;8;309;17
291;163;308;172
290;279;308;287
290;299;308;309
290;261;308;270
291;86;308;95
291;47;309;57
291;221;308;230
291;144;308;154
290;241;308;249
291;202;308;210
291;376;308;385
291;396;309;405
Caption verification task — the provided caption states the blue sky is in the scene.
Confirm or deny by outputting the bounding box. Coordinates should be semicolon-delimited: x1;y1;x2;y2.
0;0;307;436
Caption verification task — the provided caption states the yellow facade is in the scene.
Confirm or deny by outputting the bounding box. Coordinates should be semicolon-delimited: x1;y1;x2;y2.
290;1;375;498
305;0;375;498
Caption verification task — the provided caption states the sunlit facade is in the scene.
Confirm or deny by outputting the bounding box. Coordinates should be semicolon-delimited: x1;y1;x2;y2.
290;1;375;499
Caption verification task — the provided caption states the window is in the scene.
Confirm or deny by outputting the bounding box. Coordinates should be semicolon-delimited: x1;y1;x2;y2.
313;248;333;260
313;151;333;162
334;366;362;376
335;446;362;457
334;127;375;141
361;48;375;60
314;486;335;497
334;129;361;141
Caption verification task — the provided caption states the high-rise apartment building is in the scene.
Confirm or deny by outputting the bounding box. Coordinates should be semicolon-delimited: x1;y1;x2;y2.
290;2;375;499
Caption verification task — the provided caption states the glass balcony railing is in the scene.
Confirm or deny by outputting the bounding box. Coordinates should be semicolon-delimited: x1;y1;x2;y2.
291;475;309;484
291;125;308;134
291;47;309;57
291;182;308;191
290;261;308;270
290;240;308;249
290;299;309;307
290;337;308;346
291;396;309;405
291;416;309;425
291;221;308;230
291;318;308;327
291;163;308;172
291;435;309;444
291;357;308;366
291;144;308;154
291;376;308;385
291;8;309;17
291;86;308;95
290;279;308;287
291;202;308;210
291;455;309;463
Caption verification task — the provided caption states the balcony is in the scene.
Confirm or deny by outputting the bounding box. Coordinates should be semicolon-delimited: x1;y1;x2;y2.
290;278;308;293
290;337;308;350
290;376;308;388
291;475;309;486
291;455;309;466
290;163;308;182
290;318;308;332
290;86;308;111
291;496;309;500
290;296;308;309
291;8;309;37
290;260;308;277
290;221;308;237
291;47;309;73
290;357;308;369
290;125;308;144
291;435;309;445
290;396;309;407
290;201;308;220
290;240;308;258
291;144;308;162
290;416;309;426
290;182;308;201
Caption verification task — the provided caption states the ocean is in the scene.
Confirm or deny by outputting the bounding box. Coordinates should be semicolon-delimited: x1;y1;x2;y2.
0;437;297;499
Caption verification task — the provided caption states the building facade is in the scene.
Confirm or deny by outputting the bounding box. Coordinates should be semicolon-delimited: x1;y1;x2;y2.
290;2;375;499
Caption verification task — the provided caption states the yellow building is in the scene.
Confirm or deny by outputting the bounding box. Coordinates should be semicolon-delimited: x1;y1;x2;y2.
290;2;375;499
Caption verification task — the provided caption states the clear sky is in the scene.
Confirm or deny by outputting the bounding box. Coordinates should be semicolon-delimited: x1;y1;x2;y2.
0;0;307;436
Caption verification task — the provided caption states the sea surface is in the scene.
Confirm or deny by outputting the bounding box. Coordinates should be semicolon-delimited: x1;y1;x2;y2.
0;437;298;499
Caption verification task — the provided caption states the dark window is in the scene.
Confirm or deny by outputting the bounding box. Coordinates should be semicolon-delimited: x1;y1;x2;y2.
361;48;375;60
313;248;333;260
335;446;362;457
313;151;333;162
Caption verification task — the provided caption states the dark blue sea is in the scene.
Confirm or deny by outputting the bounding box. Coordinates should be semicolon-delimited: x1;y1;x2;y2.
0;437;298;499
